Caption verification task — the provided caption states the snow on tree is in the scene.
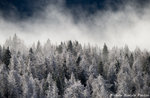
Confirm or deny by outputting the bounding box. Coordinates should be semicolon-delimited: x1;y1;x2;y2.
0;64;9;98
0;34;149;98
65;52;76;78
0;45;2;61
8;70;22;98
64;81;85;98
22;74;35;98
2;47;11;69
117;57;134;95
64;73;86;98
43;73;58;98
4;34;27;54
89;58;98;77
91;75;109;98
102;43;108;62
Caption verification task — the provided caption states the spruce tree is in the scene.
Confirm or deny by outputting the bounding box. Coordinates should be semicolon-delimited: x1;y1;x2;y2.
2;47;11;69
102;43;108;62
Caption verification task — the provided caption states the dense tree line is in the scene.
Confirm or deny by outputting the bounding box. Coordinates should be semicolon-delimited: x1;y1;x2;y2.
0;34;150;98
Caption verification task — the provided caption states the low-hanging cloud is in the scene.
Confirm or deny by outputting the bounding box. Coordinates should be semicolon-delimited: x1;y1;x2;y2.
0;1;150;50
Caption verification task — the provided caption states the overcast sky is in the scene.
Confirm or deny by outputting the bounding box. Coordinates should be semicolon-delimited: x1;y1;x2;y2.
0;0;150;50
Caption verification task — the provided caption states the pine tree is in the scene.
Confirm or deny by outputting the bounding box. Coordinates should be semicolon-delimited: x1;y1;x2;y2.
64;75;85;98
45;73;58;98
117;57;134;95
0;35;149;98
0;64;9;98
2;47;11;69
0;45;2;61
102;43;108;62
67;40;73;52
8;70;22;98
91;75;108;98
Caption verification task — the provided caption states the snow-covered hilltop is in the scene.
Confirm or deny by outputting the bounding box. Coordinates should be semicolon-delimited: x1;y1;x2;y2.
0;34;149;98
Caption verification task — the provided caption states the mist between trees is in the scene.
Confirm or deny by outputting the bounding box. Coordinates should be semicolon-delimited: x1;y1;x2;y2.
0;34;150;98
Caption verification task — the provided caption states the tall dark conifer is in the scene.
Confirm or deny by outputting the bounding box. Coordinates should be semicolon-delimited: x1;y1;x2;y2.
2;47;11;69
103;43;108;62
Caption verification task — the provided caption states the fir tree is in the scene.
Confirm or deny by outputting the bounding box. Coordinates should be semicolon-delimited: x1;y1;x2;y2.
2;47;11;69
